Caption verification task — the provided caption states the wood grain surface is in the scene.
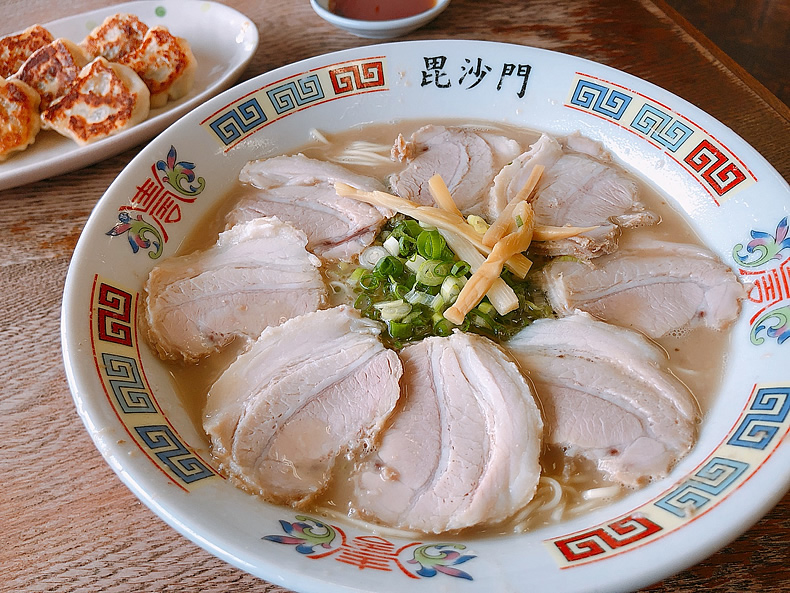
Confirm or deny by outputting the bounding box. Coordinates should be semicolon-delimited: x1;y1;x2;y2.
1;1;788;592
665;0;790;106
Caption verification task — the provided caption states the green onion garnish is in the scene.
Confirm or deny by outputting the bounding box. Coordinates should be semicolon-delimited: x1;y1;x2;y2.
354;293;372;311
343;214;553;348
359;273;380;291
373;255;404;279
388;321;413;339
416;259;447;286
451;261;470;277
416;229;446;260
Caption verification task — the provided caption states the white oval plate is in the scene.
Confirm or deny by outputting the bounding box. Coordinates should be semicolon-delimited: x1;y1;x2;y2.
61;40;790;593
0;0;258;191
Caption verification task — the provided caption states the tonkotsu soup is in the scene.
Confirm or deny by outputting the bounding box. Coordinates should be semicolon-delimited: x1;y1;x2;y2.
151;119;740;536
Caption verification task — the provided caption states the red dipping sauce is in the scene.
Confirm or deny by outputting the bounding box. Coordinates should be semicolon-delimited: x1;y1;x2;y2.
329;0;437;21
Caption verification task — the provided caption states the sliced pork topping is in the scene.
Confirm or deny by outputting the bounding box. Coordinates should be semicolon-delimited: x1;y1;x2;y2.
390;124;522;219
230;154;390;261
488;133;563;216
507;312;698;486
543;237;746;338
204;306;402;506
490;134;658;258
144;217;326;361
350;331;543;534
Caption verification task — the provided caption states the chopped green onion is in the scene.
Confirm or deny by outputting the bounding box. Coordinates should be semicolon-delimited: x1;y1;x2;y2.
391;283;410;299
416;230;447;260
349;267;367;284
373;255;404;279
440;275;466;304
359;273;380;291
470;307;494;328
450;260;470;277
433;260;453;277
478;301;496;316
416;259;447;286
388;321;413;339
405;254;427;273
373;299;412;321
430;294;446;312
344;213;554;347
358;245;388;269
401;310;424;325
393;219;423;239
354;293;372;311
383;235;400;256
398;235;417;256
404;287;434;306
434;317;454;337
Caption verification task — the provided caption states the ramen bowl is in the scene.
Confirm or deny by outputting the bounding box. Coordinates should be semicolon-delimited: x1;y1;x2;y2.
310;0;451;38
61;40;790;593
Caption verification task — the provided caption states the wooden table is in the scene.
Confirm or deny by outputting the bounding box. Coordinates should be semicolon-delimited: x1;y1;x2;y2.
2;1;788;591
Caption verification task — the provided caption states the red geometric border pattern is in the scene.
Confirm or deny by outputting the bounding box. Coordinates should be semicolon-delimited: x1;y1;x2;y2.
684;139;747;197
545;382;790;567
330;61;385;94
97;282;134;346
201;57;389;152
553;515;662;562
566;73;756;205
89;275;219;490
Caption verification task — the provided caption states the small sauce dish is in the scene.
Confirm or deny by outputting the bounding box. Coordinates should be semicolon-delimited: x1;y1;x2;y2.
310;0;451;39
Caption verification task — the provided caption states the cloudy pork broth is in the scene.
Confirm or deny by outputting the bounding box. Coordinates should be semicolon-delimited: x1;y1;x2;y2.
158;119;733;535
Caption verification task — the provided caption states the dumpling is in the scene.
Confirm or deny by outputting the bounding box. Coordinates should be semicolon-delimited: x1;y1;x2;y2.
119;26;196;108
41;57;150;145
12;38;89;110
0;24;54;78
79;13;148;61
0;77;41;161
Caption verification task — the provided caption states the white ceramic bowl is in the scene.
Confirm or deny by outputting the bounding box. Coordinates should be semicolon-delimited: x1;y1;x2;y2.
62;40;790;593
310;0;451;38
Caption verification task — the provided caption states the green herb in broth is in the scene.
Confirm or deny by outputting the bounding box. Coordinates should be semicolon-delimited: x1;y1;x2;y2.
332;214;554;349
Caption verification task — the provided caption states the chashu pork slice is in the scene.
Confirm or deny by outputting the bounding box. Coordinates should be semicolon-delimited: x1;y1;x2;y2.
350;331;543;534
543;237;745;338
144;217;326;361
231;154;391;261
488;133;563;216
507;311;699;486
390;124;522;219
490;133;658;258
204;306;403;506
